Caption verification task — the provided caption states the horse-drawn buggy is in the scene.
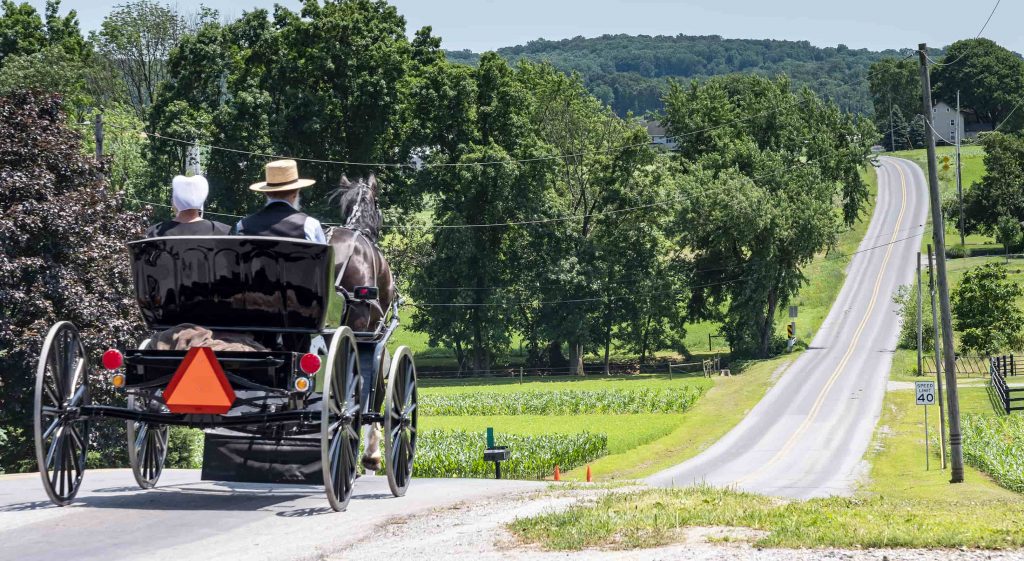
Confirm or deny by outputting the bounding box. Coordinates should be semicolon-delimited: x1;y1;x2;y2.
32;234;417;511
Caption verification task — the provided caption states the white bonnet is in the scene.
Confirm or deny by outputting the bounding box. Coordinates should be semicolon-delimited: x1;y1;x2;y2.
171;175;209;212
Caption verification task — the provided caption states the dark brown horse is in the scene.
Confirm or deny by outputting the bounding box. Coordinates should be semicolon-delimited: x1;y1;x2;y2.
327;173;395;333
327;173;395;471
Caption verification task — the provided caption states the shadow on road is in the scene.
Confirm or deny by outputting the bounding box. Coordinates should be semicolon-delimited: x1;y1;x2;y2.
1;481;400;514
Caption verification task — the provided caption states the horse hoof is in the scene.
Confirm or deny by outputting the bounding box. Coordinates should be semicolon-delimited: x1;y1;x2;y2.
361;457;382;472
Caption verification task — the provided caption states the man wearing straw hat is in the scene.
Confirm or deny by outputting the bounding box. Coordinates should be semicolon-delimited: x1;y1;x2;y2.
232;159;326;243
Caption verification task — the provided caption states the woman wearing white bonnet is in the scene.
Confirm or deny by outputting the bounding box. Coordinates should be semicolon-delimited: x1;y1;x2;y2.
145;175;230;237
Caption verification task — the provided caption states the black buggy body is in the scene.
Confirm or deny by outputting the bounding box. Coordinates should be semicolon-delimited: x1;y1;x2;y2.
32;236;417;511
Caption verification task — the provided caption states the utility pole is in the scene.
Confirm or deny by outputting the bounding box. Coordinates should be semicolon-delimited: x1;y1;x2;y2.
917;252;923;378
919;44;964;482
890;105;896;152
956;90;965;248
93;111;104;160
928;245;948;469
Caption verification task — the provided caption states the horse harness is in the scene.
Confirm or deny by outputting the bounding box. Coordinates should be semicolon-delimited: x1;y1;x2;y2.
333;227;386;330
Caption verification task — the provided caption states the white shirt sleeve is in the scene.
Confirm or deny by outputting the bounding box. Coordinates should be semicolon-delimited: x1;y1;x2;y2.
305;217;327;244
234;219;244;234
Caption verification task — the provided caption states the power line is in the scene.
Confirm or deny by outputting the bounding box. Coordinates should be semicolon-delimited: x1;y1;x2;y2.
406;230;926;307
929;0;999;67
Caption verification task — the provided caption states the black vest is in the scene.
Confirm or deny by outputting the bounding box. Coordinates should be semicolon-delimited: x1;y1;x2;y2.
146;219;229;238
234;202;309;240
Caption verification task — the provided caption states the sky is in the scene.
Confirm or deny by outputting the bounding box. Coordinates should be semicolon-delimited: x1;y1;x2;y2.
29;0;1023;55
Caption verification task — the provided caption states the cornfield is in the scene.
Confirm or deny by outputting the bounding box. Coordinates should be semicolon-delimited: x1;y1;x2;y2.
421;387;706;416
961;413;1024;493
413;429;608;479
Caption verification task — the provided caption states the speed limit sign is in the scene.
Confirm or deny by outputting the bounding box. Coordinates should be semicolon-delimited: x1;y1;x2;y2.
915;381;935;406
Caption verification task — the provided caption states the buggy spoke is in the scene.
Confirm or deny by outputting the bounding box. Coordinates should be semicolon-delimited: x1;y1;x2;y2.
46;427;65;469
68;384;86;408
42;417;61;440
135;424;148;452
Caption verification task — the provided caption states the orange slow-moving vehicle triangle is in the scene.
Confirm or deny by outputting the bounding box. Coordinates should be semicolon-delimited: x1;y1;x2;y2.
163;347;236;414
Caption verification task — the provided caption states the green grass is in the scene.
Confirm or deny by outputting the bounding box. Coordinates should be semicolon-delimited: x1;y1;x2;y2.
508;381;1024;550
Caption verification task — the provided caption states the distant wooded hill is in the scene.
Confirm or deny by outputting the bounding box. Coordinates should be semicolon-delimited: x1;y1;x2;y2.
446;35;911;117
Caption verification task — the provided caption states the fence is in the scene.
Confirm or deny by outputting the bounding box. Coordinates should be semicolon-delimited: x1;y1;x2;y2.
922;354;990;379
989;354;1024;414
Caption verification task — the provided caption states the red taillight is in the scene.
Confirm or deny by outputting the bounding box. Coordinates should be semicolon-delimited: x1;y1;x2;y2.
300;353;321;374
102;349;123;370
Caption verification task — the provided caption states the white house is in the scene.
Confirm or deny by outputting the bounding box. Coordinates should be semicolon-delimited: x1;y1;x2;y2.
930;101;964;145
644;121;678;150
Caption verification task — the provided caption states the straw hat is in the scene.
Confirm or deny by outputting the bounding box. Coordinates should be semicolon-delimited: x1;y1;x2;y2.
249;160;316;192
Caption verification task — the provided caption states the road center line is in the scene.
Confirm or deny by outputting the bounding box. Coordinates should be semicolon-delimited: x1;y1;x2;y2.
732;159;909;487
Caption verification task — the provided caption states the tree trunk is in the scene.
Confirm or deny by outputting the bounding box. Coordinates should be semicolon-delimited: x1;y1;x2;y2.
568;341;584;376
759;287;779;358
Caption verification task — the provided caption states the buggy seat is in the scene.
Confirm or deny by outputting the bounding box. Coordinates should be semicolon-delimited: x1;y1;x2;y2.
128;236;339;334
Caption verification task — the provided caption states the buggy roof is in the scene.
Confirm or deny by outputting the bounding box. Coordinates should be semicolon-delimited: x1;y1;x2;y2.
128;236;335;333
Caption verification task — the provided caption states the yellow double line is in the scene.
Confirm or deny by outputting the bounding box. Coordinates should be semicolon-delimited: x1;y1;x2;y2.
732;160;909;487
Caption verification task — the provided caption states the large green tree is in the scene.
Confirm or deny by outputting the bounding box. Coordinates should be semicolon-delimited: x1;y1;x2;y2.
147;0;431;217
663;75;874;356
513;61;661;373
408;53;550;372
932;38;1024;130
961;132;1024;236
868;56;919;139
951;263;1024;354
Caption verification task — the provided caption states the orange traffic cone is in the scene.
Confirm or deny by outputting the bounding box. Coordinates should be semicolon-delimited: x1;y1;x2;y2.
554;464;561;481
586;465;592;483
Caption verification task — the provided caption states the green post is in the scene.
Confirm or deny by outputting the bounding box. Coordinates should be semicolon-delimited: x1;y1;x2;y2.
486;427;495;449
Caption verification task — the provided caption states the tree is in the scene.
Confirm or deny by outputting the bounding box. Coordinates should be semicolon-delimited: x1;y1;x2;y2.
951;263;1024;354
147;1;429;216
961;132;1024;236
0;91;148;472
881;105;912;151
408;53;550;373
868;56;919;137
514;61;659;373
94;0;216;118
663;75;874;356
932;39;1024;129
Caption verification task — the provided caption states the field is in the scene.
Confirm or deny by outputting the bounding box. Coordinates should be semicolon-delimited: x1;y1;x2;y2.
418;374;714;478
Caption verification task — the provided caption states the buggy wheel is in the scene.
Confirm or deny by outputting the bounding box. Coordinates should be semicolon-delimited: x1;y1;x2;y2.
127;338;168;489
34;322;90;506
127;396;168;489
384;346;417;497
321;327;361;512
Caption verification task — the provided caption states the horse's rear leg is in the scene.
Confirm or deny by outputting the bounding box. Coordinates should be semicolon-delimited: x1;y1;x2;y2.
361;424;383;472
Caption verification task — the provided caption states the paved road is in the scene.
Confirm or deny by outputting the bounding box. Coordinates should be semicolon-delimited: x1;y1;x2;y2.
647;157;929;498
0;469;542;561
